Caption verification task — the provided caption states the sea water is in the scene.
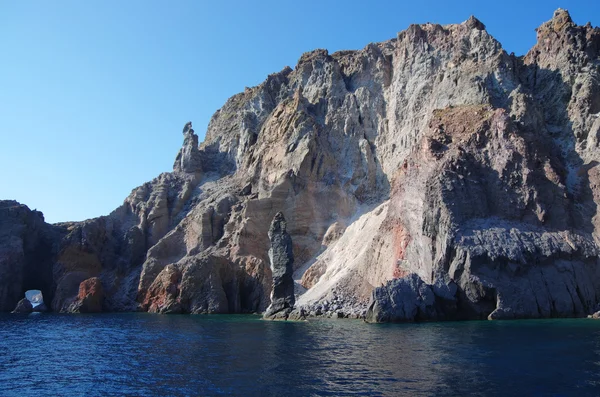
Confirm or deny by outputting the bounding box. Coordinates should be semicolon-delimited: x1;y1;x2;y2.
1;313;600;396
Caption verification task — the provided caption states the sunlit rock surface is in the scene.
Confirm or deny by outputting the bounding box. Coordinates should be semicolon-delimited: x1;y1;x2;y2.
263;212;295;320
2;10;600;321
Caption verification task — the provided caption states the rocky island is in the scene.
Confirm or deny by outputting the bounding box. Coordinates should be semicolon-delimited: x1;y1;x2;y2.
2;9;600;322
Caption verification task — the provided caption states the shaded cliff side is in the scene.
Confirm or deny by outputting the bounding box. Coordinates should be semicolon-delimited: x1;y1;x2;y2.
2;9;600;321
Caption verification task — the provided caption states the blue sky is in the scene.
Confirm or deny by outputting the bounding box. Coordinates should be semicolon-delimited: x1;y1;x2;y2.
1;1;598;223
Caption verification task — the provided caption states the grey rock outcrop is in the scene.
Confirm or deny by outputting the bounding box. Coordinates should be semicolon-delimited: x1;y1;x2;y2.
174;121;203;174
366;274;457;323
0;201;58;312
264;212;295;319
2;10;600;322
11;298;33;313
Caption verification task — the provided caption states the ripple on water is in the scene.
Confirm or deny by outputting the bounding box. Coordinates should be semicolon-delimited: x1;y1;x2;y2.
1;314;600;396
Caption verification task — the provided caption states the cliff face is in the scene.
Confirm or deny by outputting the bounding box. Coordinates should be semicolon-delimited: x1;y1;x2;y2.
0;201;59;312
3;9;600;320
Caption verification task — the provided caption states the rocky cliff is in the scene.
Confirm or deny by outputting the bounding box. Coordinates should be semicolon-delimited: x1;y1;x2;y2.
0;201;59;312
2;9;600;321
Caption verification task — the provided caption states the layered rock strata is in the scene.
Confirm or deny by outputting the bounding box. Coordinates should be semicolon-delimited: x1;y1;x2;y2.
2;9;600;322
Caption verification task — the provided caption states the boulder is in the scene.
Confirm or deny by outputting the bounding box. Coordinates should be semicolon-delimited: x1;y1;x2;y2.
366;274;458;323
11;298;33;314
68;277;104;313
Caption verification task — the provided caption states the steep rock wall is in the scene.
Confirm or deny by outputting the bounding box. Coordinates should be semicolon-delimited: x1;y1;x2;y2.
2;9;600;320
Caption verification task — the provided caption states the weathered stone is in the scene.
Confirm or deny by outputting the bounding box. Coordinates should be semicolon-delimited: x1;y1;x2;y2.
287;307;308;321
365;274;457;323
239;183;252;196
141;264;182;314
0;201;57;313
3;10;600;321
68;277;104;313
263;212;295;319
173;121;203;174
11;298;33;314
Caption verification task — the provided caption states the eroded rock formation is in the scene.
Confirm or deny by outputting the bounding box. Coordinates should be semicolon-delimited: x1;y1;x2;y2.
264;212;295;319
68;277;104;313
0;201;58;312
365;274;458;323
11;298;33;314
2;9;600;321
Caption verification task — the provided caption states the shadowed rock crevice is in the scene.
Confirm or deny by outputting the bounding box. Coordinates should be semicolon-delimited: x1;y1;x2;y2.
0;201;58;313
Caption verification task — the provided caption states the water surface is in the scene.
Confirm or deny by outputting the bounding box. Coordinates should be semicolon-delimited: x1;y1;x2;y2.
1;313;599;396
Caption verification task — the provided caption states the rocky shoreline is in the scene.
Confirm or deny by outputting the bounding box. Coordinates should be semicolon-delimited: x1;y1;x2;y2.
3;9;600;323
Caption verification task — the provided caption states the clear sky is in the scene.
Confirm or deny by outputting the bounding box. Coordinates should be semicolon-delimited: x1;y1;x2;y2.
1;1;598;223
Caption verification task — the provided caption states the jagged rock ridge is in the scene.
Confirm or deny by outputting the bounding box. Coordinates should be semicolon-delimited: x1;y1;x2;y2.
2;9;600;322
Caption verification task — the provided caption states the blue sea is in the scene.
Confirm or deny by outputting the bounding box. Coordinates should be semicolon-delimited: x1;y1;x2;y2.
1;313;600;396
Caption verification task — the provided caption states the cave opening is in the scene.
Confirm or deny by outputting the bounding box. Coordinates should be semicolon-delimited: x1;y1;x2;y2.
25;290;44;308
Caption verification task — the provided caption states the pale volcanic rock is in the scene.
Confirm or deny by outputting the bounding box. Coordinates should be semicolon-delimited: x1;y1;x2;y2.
2;10;600;322
173;122;203;175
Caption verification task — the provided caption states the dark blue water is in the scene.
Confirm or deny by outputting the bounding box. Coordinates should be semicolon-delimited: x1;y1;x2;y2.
1;314;600;396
